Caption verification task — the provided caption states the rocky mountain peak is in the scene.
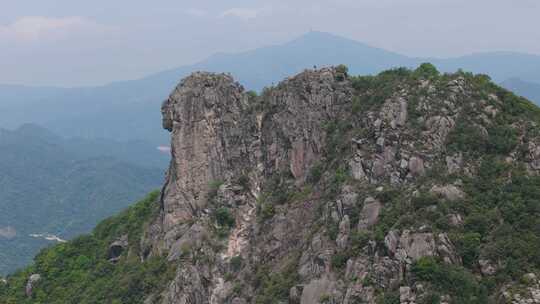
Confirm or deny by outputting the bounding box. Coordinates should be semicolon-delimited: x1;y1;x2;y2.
138;65;540;303
3;65;539;304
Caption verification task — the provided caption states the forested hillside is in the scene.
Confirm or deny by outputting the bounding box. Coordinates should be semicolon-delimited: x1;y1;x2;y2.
0;125;164;274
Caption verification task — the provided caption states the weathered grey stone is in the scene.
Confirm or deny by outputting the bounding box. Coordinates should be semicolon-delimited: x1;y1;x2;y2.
107;234;128;263
357;198;382;230
380;96;408;129
167;224;207;261
437;233;460;264
349;157;367;181
290;285;303;304
300;277;334;304
400;286;415;303
408;156;425;176
135;68;540;303
447;213;463;227
385;230;401;255
430;185;465;202
499;273;540;304
479;259;497;276
398;230;436;261
26;274;41;297
343;284;376;304
372;158;386;178
446;153;463;174
336;215;351;249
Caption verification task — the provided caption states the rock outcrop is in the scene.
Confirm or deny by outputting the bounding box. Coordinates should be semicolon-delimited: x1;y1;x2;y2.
137;67;540;304
6;65;539;304
25;274;41;297
107;234;128;262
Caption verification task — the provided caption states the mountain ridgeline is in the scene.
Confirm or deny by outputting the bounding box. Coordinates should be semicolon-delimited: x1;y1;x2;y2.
1;32;540;147
1;64;540;303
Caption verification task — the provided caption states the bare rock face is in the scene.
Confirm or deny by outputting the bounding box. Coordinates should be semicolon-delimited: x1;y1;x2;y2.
159;73;253;243
500;273;540;304
445;153;463;174
525;141;540;174
479;259;497;276
447;213;463;227
136;68;540;304
300;277;335;304
357;197;382;230
349;157;367;181
430;184;465;202
108;234;128;262
149;68;355;303
25;274;41;297
396;230;436;262
259;68;351;182
400;286;416;304
336;215;351;249
385;230;459;264
408;156;425;176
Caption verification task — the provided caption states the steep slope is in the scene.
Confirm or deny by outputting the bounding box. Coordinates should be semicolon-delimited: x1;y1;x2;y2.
0;125;164;275
2;65;540;304
0;191;176;303
501;78;540;106
2;32;540;144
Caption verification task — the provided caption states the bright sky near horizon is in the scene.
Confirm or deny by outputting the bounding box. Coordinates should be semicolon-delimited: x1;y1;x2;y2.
1;0;539;87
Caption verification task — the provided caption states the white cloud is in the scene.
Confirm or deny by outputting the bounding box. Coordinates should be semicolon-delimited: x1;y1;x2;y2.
0;16;107;42
185;8;208;17
219;8;261;20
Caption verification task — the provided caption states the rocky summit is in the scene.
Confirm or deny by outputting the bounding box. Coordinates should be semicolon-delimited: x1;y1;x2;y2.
1;64;540;304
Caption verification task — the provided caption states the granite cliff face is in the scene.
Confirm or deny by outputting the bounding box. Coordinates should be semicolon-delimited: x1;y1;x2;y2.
140;66;540;303
2;65;539;304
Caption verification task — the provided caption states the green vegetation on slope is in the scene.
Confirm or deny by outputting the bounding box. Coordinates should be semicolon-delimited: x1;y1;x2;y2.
0;124;163;275
0;191;175;304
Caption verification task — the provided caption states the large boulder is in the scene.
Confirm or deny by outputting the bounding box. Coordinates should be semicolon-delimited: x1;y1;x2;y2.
357;197;382;230
408;156;425;176
430;185;465;202
385;230;459;264
107;234;128;263
25;274;41;297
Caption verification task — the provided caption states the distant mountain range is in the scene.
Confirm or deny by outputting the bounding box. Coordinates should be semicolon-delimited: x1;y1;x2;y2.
1;31;539;147
501;78;540;104
2;32;540;274
0;124;164;275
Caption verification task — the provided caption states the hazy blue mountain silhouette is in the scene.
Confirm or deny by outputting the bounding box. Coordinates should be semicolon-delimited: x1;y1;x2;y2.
1;31;539;144
501;77;540;105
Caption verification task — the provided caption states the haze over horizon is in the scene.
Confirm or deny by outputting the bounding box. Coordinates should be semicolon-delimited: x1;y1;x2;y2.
2;0;540;87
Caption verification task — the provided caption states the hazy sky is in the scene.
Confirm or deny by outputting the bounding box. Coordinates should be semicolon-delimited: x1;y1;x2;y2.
1;0;539;87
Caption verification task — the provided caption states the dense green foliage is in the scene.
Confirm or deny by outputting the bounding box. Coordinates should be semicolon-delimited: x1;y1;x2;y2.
0;125;163;275
0;191;176;304
412;257;488;303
